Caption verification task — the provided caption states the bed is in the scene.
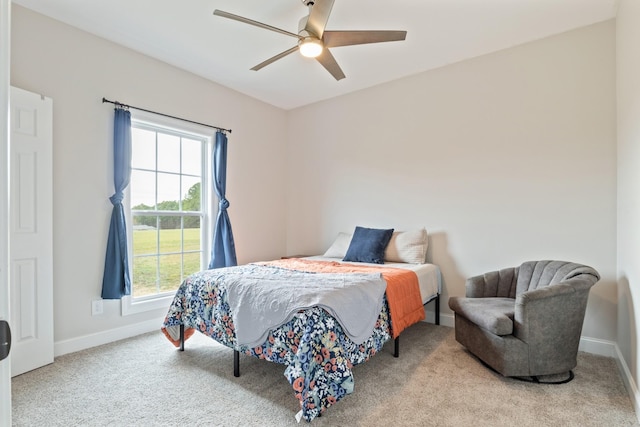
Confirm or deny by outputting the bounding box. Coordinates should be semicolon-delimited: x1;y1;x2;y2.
162;228;441;422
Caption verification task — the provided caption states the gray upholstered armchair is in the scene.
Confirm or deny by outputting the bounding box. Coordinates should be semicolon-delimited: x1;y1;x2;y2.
448;260;600;381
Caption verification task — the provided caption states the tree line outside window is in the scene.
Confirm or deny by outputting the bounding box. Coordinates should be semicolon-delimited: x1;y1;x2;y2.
132;182;201;229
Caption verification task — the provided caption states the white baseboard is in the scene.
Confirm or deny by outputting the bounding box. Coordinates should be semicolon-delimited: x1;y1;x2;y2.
54;316;165;357
432;314;611;355
52;316;624;372
438;313;455;328
614;344;640;424
579;335;617;357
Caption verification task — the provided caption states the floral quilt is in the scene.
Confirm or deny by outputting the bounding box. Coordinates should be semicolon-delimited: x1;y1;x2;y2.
161;264;393;422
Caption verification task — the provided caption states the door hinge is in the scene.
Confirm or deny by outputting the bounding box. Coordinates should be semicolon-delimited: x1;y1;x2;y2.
0;320;11;361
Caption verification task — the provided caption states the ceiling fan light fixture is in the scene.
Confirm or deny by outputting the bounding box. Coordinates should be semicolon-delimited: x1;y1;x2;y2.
299;37;323;58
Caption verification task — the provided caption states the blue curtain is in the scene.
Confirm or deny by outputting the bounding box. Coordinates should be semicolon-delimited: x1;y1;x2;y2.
101;107;132;299
209;131;237;269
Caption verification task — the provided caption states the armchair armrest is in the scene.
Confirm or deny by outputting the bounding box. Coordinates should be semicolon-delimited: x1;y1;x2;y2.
513;279;591;343
466;267;518;298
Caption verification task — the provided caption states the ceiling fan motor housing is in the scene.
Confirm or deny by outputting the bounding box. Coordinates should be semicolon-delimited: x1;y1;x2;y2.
298;15;313;36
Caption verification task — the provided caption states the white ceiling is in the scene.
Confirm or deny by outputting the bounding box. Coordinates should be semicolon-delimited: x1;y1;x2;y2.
13;0;618;110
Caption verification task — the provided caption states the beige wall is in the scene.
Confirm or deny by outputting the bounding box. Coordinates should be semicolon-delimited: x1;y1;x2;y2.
10;6;288;345
287;20;617;341
617;0;640;411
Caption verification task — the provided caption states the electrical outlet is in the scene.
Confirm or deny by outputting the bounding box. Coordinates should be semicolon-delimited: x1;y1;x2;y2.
91;299;104;316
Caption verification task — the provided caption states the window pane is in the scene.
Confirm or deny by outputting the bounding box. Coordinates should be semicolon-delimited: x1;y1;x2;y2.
159;219;182;254
182;178;201;212
130;170;156;209
184;219;200;249
182;138;202;176
133;255;158;298
183;252;201;278
159;254;183;293
132;225;158;255
157;173;180;210
157;133;180;173
131;128;156;170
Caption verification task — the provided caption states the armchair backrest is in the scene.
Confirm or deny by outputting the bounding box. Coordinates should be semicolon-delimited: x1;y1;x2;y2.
515;260;600;296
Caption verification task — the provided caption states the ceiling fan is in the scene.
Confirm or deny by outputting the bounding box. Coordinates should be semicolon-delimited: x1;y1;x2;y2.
213;0;407;81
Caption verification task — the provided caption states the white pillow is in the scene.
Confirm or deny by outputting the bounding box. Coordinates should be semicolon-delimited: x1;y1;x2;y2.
384;228;428;264
323;232;352;258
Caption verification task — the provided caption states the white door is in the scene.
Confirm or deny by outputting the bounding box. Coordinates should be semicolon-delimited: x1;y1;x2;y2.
9;86;54;377
0;0;12;423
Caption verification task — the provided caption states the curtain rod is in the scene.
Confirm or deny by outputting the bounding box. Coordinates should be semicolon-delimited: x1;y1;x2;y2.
102;97;232;134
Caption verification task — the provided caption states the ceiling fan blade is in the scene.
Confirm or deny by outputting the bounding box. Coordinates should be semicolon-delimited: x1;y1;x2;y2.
305;0;335;38
250;46;299;71
315;48;345;81
214;10;302;40
323;30;407;48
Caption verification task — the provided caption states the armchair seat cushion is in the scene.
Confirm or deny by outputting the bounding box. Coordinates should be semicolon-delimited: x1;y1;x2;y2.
448;297;515;336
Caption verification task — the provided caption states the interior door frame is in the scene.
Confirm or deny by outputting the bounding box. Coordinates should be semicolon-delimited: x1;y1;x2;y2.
0;0;12;424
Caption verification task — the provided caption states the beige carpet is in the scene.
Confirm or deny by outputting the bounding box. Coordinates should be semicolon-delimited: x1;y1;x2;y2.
11;323;639;426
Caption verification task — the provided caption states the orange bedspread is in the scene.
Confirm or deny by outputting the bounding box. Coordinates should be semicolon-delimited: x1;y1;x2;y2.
260;258;425;338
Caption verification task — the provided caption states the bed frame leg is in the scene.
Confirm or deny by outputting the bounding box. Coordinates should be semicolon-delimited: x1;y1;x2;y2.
234;350;240;377
394;337;399;358
179;324;185;351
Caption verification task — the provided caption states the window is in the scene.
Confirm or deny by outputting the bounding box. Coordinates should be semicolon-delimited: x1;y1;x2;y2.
122;114;212;315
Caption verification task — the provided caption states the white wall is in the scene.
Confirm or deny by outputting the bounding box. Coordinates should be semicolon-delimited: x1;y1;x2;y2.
287;20;617;342
616;0;640;409
10;6;288;348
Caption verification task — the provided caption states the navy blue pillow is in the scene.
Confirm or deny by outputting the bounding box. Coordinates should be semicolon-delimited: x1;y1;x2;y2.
343;226;394;264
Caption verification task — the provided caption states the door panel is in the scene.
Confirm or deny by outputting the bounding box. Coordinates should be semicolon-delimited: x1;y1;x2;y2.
10;86;54;377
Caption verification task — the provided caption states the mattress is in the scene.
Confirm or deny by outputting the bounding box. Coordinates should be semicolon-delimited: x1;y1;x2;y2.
305;256;442;304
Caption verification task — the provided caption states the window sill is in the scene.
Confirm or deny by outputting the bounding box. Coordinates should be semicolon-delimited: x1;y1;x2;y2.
121;293;174;316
